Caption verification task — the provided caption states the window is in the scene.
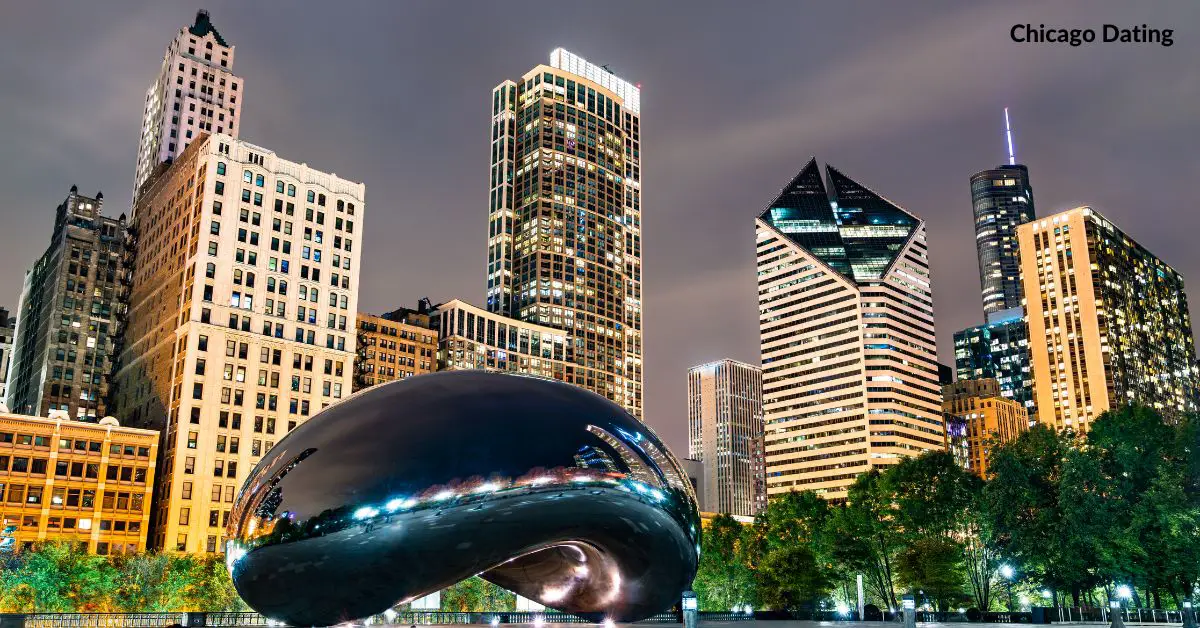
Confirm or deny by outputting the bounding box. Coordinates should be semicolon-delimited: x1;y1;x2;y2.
216;162;226;175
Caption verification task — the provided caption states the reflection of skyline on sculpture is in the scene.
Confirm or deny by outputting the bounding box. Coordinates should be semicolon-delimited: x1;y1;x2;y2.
226;372;699;626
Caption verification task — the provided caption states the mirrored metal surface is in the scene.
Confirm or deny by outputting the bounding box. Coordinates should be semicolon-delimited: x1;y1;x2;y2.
226;371;701;626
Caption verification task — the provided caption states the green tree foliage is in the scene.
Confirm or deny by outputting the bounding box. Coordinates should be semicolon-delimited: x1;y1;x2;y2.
894;538;968;611
985;406;1200;608
827;470;901;609
749;491;835;612
690;405;1197;613
693;514;755;610
0;541;118;612
0;542;245;613
440;576;516;612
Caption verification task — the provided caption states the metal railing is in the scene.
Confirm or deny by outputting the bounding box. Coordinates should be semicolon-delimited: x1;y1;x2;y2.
5;607;1194;627
8;610;756;628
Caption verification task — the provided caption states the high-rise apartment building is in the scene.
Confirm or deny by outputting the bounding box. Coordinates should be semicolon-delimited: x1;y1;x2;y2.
686;359;765;517
0;309;15;404
133;11;243;203
486;49;643;419
6;188;128;420
353;310;437;392
942;378;1028;478
1018;207;1199;431
971;110;1035;317
756;159;943;501
113;133;364;552
433;299;569;378
953;309;1034;419
0;410;158;554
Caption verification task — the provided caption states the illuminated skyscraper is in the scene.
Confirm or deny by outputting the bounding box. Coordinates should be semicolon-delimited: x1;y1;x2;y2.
687;359;764;517
1019;207;1199;432
756;159;942;501
971;110;1035;316
486;49;642;419
133;11;243;203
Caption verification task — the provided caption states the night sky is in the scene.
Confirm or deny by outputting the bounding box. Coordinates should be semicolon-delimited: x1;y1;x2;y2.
1;1;1197;454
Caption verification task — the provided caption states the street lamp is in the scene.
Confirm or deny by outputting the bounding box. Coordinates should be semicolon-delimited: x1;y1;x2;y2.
1116;585;1132;601
1000;564;1016;611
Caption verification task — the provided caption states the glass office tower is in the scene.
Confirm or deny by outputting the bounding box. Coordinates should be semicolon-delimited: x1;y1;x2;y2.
970;164;1035;316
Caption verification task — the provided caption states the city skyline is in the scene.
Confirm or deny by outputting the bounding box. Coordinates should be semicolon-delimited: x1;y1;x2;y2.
1;2;1198;454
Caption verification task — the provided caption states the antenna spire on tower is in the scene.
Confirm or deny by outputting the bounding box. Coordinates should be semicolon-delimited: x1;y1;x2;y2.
1004;107;1016;165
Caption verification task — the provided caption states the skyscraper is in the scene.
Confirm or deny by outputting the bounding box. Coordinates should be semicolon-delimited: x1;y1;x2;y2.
0;308;15;404
486;49;643;419
756;159;942;501
133;11;243;203
1018;207;1199;432
970;110;1035;317
113;133;364;552
953;309;1034;419
686;359;764;517
6;187;128;419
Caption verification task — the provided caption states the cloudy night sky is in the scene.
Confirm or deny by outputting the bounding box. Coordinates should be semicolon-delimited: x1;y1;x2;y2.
1;1;1197;453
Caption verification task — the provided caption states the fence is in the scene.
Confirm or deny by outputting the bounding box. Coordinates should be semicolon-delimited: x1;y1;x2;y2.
1;607;1193;627
3;610;750;628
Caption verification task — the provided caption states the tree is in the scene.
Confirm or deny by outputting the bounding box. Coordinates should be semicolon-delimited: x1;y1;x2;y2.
827;471;901;609
441;576;515;612
693;514;755;611
748;491;835;612
894;538;967;611
0;541;118;612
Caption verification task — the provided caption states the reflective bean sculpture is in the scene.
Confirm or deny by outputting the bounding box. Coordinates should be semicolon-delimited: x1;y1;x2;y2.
226;371;701;626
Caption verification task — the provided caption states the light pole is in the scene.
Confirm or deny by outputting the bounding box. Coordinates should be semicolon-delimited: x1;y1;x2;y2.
1000;564;1015;612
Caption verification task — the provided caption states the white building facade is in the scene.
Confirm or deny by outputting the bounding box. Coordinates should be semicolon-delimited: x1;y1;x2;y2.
114;133;364;552
133;11;243;203
757;159;943;501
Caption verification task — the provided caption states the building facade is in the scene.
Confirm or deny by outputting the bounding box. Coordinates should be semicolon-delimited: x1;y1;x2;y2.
0;411;158;554
133;11;243;202
0;309;15;404
686;359;764;517
486;49;643;419
433;299;569;379
113;133;364;552
953;309;1034;419
756;159;943;501
971;164;1035;316
6;188;128;420
1018;207;1200;432
942;378;1028;477
353;310;437;392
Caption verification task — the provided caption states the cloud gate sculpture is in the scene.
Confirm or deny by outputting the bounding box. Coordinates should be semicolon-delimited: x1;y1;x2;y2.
225;371;701;626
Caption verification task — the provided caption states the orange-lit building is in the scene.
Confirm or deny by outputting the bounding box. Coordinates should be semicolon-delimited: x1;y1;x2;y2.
354;308;437;392
942;378;1028;477
0;411;158;554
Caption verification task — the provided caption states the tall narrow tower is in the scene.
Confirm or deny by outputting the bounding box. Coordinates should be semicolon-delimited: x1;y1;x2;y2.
133;11;243;204
756;159;942;501
687;359;765;516
486;49;643;418
969;110;1035;318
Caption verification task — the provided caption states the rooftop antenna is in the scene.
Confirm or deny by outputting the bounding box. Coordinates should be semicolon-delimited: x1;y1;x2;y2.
1004;107;1016;165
